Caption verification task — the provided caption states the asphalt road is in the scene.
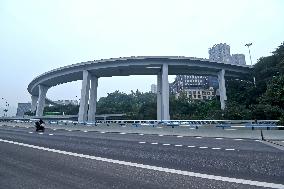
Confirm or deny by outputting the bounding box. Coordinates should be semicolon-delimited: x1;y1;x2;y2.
0;124;283;189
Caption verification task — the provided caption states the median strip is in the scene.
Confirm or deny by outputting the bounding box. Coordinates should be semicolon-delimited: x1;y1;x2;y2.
1;138;282;189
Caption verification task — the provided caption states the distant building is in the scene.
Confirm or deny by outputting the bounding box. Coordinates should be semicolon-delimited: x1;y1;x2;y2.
176;87;215;100
54;100;79;106
209;43;246;65
16;103;31;116
151;84;157;93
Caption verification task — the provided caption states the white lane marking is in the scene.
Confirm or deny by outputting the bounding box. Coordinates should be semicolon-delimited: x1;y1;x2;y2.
158;134;164;136
26;127;29;128
163;144;170;146
189;128;196;130
225;149;235;151
195;137;202;139
177;136;183;138
212;148;221;150
38;133;43;135
139;142;146;144
122;126;126;127
1;139;282;189
215;138;223;140
157;127;163;129
120;133;126;135
234;139;243;141
151;142;158;145
224;129;236;131
28;132;33;134
199;147;208;149
187;146;196;148
49;134;54;136
53;129;57;131
83;131;88;133
139;133;144;136
67;130;72;132
100;132;106;134
175;144;183;147
282;141;284;143
254;140;260;142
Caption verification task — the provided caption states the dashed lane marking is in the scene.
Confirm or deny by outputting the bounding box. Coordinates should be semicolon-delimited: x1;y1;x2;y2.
83;131;88;132
175;144;183;147
139;142;146;144
53;129;57;131
2;139;282;189
234;139;244;141
215;138;223;140
195;137;202;139
139;134;144;136
212;148;221;150
120;133;126;135
225;149;235;151
163;144;171;146
199;147;208;149
177;136;183;138
28;132;33;134
38;133;43;135
49;134;54;136
151;142;158;145
100;132;106;134
158;134;164;136
188;146;196;148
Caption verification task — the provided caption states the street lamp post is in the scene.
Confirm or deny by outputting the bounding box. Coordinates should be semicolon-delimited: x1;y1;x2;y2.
245;43;253;66
245;43;256;86
1;97;9;117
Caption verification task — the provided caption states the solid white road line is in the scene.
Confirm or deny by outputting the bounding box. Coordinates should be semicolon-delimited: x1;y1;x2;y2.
1;138;282;189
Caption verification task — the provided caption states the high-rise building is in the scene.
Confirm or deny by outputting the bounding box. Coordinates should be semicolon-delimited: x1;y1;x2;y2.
16;103;31;116
151;84;157;93
231;54;246;65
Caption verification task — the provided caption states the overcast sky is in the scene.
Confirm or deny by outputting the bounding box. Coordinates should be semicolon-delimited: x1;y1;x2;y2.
0;0;283;115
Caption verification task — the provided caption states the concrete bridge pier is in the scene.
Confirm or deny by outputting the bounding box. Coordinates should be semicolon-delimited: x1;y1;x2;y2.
218;69;227;110
31;95;38;112
157;72;162;120
36;85;49;116
78;70;91;122
88;75;98;122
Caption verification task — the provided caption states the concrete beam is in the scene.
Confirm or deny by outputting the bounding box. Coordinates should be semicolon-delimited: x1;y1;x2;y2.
31;95;38;112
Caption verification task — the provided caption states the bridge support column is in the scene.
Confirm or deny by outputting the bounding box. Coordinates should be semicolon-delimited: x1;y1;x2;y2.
162;64;170;120
78;70;91;122
157;73;162;120
31;95;38;112
88;75;98;122
36;85;49;116
218;69;227;110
